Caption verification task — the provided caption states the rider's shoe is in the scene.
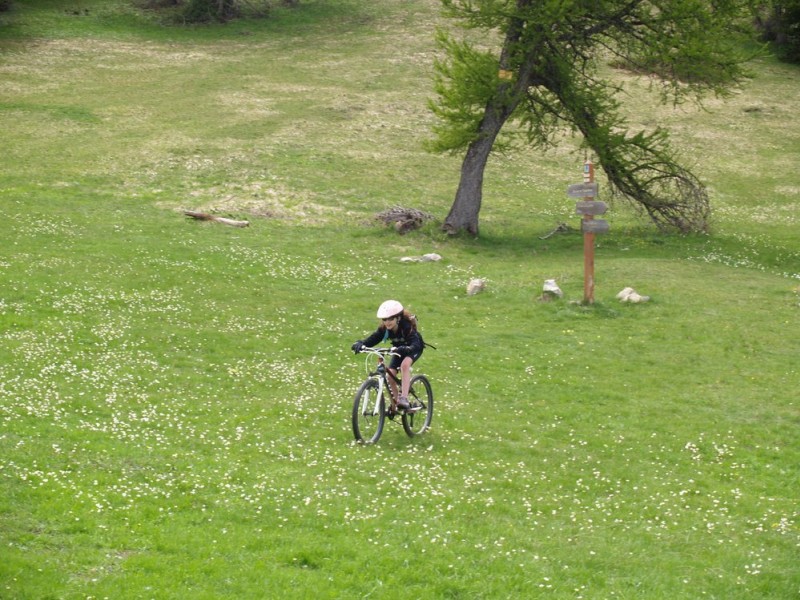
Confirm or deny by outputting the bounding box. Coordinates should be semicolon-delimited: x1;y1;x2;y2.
396;396;411;411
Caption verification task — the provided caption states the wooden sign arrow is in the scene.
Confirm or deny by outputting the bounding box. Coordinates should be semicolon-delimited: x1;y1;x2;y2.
581;218;610;234
575;200;608;216
567;182;598;198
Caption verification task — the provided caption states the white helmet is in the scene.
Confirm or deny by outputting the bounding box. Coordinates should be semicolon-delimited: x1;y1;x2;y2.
376;299;403;319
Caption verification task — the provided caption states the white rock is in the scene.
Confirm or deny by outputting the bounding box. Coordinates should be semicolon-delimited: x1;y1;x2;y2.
616;287;635;300
617;287;650;303
466;278;486;296
400;253;442;263
542;279;563;298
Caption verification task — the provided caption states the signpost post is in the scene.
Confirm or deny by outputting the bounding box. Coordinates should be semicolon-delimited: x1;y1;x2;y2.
567;160;608;304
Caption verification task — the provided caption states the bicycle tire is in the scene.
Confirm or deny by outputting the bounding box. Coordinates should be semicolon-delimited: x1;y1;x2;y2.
402;374;433;437
352;377;385;443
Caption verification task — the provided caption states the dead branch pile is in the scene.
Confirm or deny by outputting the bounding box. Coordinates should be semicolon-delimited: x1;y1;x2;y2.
375;207;434;234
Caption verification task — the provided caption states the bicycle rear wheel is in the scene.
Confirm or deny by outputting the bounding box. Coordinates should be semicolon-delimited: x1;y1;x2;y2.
402;374;433;437
352;377;385;443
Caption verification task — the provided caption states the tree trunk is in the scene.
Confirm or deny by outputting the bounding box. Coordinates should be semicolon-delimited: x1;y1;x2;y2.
443;108;507;236
442;1;529;236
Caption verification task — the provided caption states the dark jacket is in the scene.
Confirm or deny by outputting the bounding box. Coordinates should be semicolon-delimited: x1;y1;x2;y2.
360;317;424;356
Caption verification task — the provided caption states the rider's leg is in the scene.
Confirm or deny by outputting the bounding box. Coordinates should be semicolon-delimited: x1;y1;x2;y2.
399;356;413;399
387;368;399;405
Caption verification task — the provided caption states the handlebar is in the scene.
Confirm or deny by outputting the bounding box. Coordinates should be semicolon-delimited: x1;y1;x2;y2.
357;346;399;376
358;347;400;358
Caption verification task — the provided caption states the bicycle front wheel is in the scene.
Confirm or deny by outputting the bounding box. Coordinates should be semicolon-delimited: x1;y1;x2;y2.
402;374;433;437
352;377;385;444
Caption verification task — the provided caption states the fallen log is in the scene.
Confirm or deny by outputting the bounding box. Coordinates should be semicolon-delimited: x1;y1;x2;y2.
539;222;573;239
184;210;249;228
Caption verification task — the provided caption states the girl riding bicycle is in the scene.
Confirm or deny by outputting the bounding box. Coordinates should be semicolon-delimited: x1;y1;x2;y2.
351;300;424;412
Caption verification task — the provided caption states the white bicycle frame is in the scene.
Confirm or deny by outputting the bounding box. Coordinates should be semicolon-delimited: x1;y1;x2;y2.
360;348;400;415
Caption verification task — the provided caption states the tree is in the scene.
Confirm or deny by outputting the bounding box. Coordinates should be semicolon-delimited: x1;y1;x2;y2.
428;0;754;235
755;1;800;63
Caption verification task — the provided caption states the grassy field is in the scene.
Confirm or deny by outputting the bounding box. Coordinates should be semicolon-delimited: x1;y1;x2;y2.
1;0;799;598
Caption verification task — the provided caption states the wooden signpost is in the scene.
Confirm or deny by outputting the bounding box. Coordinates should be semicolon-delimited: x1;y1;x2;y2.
567;182;598;198
568;160;609;304
581;218;610;234
574;200;607;215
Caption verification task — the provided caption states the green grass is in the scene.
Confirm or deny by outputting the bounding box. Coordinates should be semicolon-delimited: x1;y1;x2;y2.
2;0;799;598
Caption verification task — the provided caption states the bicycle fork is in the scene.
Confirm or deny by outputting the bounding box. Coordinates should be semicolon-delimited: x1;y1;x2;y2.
365;376;385;417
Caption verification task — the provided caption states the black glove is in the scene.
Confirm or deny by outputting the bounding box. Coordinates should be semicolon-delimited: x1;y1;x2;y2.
352;341;365;354
393;345;409;355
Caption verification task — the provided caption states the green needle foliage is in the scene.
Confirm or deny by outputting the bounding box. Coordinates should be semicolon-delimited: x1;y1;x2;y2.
430;0;757;234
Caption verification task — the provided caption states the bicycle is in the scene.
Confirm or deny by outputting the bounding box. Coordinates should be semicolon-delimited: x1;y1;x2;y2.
351;347;434;444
